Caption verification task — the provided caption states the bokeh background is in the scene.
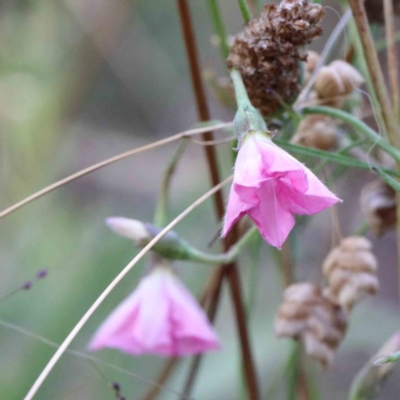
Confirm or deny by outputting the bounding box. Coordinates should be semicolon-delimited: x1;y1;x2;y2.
1;0;400;399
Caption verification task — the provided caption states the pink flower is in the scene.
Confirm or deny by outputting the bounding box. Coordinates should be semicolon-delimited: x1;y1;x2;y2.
222;131;341;249
88;266;220;356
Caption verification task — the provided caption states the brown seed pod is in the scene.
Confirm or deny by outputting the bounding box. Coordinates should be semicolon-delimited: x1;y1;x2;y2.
315;60;364;100
291;114;337;150
275;282;347;367
360;180;397;236
228;0;325;118
322;236;378;314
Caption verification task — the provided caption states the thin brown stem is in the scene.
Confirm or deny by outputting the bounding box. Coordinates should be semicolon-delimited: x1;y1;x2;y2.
384;0;400;121
348;0;400;148
177;1;259;399
176;0;224;216
280;241;295;288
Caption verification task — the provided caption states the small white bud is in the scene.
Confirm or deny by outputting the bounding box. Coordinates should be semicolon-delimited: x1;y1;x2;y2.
106;217;150;245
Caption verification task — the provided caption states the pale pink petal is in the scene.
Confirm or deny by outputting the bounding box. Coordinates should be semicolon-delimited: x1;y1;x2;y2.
88;268;220;357
248;181;295;249
221;131;341;248
222;185;256;238
163;275;220;355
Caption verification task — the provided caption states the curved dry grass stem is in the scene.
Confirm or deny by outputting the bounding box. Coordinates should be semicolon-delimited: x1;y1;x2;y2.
384;0;399;122
24;176;232;400
0;122;232;219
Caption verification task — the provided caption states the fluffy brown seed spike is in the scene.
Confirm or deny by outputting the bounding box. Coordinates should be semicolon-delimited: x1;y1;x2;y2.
360;180;397;236
323;236;379;314
275;283;347;367
228;0;325;118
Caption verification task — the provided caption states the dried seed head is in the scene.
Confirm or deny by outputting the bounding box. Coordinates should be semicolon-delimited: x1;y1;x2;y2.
291;114;337;150
323;236;378;314
360;180;397;236
275;282;347;367
228;0;325;117
315;60;364;100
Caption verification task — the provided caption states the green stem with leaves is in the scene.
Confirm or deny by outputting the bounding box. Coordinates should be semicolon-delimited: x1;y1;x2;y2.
300;106;400;162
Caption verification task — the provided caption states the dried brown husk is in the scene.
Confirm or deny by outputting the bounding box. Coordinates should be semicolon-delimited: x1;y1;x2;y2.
360;180;397;236
275;282;347;367
323;236;379;314
228;0;325;117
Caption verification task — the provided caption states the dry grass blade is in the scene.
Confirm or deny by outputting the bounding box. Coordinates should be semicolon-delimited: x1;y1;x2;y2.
0;122;232;219
23;175;232;400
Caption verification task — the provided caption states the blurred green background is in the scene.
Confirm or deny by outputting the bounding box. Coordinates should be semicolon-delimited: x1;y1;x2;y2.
1;1;400;399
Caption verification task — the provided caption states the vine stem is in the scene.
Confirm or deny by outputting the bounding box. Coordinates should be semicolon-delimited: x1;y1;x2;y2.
176;1;259;399
0;122;231;219
23;177;232;400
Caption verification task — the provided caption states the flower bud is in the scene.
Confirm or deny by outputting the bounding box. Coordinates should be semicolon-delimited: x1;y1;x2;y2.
106;218;150;245
322;236;378;314
360;180;397;236
106;217;195;261
291;115;337;150
315;60;364;100
107;217;232;264
275;282;347;367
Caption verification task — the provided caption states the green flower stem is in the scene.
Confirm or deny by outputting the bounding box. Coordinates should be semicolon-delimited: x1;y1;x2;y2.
237;0;252;23
185;226;259;265
230;69;267;135
300;106;400;162
207;0;230;59
230;68;252;110
154;139;188;227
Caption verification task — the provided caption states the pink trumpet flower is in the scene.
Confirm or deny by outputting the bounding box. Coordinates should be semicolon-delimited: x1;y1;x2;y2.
88;265;220;356
222;130;341;249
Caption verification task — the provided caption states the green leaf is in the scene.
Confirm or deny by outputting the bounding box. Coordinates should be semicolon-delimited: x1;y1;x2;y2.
274;139;400;179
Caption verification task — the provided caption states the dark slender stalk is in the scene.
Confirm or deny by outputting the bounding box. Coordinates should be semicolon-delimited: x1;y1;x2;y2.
176;1;259;399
